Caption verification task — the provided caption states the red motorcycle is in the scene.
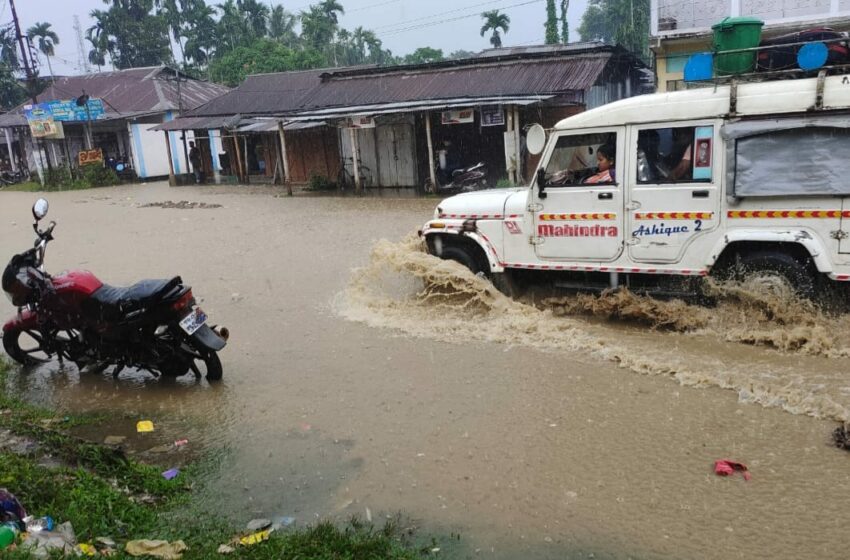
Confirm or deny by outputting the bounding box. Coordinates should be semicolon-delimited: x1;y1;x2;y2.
2;199;228;381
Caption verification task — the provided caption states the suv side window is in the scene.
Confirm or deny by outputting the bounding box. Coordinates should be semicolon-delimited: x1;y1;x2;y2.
544;132;617;187
636;125;714;184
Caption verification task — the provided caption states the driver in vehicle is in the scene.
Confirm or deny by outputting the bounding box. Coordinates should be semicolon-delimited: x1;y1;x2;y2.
583;144;615;184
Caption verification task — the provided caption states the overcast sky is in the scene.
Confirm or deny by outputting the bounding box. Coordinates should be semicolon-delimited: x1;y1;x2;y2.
14;0;589;75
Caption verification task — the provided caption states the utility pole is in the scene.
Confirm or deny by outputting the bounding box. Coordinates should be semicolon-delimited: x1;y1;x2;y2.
10;0;49;182
10;0;35;102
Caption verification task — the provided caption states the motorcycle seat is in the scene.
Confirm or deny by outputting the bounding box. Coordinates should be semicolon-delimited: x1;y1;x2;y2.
90;276;183;310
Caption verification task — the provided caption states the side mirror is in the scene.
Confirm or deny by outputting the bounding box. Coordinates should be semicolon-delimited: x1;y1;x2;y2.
32;198;49;221
536;168;548;199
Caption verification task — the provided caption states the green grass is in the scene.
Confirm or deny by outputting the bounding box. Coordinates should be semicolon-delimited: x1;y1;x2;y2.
0;359;426;558
1;181;42;192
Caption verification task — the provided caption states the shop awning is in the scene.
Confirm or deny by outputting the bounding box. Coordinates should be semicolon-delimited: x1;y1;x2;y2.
284;94;557;121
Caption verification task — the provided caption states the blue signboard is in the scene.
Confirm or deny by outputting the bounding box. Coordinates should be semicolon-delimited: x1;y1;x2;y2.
24;98;106;122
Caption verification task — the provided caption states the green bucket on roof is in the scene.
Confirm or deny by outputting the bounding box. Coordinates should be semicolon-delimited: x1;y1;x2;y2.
712;16;764;76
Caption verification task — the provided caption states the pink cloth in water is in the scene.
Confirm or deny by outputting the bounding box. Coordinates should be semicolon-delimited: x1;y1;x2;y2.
714;459;751;481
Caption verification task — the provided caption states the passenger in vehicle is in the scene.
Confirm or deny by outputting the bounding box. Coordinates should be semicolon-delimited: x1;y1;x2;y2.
583;144;615;184
666;128;693;180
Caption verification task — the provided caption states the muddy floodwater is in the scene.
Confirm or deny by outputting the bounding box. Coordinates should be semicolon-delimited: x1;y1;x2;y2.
3;182;850;559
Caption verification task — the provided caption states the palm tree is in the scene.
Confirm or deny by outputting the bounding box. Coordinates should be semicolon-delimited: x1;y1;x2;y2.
238;0;269;37
269;5;298;47
183;1;217;69
480;10;510;48
27;22;60;80
318;0;344;25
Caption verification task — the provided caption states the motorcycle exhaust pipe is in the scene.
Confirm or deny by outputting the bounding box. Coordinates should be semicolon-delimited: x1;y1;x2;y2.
213;325;230;341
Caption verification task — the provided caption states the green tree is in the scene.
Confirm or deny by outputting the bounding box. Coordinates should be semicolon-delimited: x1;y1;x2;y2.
269;5;298;47
578;0;649;59
545;0;559;43
448;49;476;59
403;47;444;65
0;28;19;70
209;38;326;86
239;0;269;37
560;0;569;43
183;1;218;69
216;0;252;53
0;64;27;109
27;22;60;80
88;1;172;69
480;10;510;49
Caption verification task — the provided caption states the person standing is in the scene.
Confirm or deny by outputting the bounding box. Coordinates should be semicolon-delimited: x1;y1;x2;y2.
188;141;203;184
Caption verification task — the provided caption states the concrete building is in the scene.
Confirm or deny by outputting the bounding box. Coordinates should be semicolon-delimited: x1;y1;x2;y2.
0;66;228;180
651;0;850;91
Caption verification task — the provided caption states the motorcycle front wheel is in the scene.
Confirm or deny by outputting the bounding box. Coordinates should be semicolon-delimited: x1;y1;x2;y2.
3;328;52;366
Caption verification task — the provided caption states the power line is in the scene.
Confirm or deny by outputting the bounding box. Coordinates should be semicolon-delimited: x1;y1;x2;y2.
380;0;545;37
372;0;532;31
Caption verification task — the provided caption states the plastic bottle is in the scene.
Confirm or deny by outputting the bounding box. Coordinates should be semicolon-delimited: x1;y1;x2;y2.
0;525;17;549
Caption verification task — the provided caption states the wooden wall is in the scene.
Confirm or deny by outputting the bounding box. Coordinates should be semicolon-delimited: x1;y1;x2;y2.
286;126;340;184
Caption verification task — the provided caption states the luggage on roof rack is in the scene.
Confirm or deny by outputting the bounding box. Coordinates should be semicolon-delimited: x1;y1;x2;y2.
756;27;850;72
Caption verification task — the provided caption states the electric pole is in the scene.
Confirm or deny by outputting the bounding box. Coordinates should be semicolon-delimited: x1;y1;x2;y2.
10;0;51;181
10;0;36;103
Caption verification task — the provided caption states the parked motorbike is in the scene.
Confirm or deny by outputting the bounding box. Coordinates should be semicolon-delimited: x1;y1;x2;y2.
425;161;489;194
1;199;228;381
106;155;135;180
0;169;27;187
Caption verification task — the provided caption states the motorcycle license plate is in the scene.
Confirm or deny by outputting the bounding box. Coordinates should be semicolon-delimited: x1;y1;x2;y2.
179;307;207;335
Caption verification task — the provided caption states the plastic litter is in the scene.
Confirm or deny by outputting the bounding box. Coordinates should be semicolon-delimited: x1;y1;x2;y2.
78;542;96;556
162;468;180;480
714;459;751;480
246;518;271;532
125;539;188;559
136;420;155;433
217;544;235;554
21;520;77;559
24;515;54;533
239;529;272;546
0;525;17;550
174;439;188;447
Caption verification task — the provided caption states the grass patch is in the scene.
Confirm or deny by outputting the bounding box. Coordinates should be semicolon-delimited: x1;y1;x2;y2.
1;182;43;192
0;359;426;558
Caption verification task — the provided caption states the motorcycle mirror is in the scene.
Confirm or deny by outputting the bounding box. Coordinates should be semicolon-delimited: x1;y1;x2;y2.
32;198;49;221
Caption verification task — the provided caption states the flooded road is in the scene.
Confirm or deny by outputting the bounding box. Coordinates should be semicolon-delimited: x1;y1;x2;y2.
2;182;850;559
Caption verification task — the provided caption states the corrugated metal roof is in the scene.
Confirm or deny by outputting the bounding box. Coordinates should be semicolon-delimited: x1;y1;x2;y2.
2;66;229;128
295;55;610;112
33;66;229;114
187;69;327;117
474;41;607;58
151;114;246;131
287;95;557;120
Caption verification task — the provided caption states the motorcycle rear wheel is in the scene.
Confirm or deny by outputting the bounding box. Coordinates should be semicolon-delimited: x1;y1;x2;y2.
159;348;222;382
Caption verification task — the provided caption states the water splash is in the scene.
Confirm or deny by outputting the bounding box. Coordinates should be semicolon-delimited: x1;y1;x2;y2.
338;235;850;422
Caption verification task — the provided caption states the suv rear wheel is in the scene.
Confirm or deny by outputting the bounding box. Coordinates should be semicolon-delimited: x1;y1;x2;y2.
735;251;815;299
